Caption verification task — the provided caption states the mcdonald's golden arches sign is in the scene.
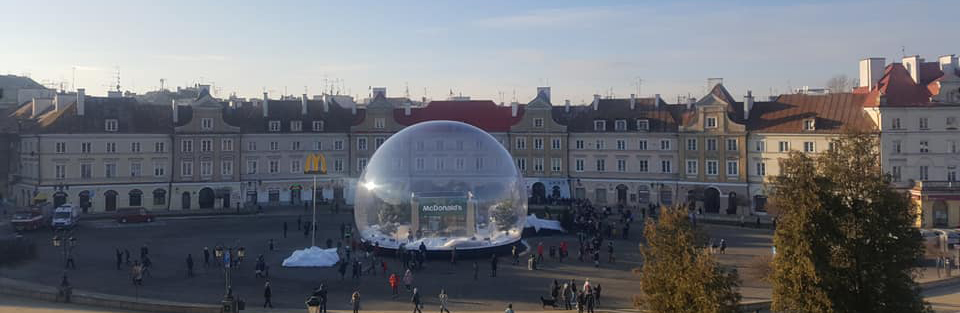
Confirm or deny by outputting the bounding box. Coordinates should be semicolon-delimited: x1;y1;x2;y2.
304;153;327;174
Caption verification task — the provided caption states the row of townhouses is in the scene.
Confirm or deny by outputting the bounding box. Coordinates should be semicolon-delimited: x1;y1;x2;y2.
2;54;959;228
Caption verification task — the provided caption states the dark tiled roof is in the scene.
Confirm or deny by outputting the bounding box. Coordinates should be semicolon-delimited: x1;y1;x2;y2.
748;93;876;133
223;100;357;133
394;100;522;132
23;97;172;134
552;98;681;132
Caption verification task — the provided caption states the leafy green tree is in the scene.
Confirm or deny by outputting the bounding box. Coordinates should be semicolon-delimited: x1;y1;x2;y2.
638;206;741;313
770;132;931;313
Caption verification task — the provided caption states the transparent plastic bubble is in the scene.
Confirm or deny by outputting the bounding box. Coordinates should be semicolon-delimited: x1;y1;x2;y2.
354;120;526;250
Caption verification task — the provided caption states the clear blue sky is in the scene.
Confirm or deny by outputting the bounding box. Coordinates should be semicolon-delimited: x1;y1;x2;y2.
1;0;955;103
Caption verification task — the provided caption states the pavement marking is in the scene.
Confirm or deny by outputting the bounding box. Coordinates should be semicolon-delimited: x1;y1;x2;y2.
86;221;168;229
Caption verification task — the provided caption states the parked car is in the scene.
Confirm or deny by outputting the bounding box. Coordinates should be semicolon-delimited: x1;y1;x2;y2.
938;229;960;249
116;208;155;223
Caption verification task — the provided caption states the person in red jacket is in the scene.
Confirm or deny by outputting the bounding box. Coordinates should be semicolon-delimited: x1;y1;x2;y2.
389;273;399;298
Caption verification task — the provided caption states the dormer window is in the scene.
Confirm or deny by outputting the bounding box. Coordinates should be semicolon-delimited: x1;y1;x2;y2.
268;121;280;132
533;118;544;128
614;119;627;131
374;118;386;129
803;119;816;131
637;119;650;131
705;117;718;128
105;119;118;132
313;121;324;132
201;118;213;130
290;120;302;132
593;120;606;131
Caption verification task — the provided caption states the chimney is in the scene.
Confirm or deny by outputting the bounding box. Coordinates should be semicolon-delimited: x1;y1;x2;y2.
902;55;923;84
939;54;959;77
629;94;636;110
372;87;386;99
404;101;411;116
301;94;308;115
686;97;695;109
54;94;64;112
564;99;571;113
511;101;519;117
592;94;600;110
32;98;53;118
262;92;269;117
537;87;551;102
77;88;85;116
654;94;661;108
322;96;330;112
859;57;886;89
172;99;179;123
743;91;754;121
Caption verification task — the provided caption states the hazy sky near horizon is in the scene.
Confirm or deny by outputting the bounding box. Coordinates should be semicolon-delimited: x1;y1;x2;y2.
1;0;956;103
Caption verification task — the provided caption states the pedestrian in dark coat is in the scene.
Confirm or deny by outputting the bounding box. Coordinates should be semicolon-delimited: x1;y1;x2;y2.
115;248;123;270
316;284;328;313
411;288;423;313
186;254;194;277
124;249;131;265
283;221;288;238
140;244;148;259
490;254;498;277
351;290;360;313
338;261;348;280
304;222;310;238
594;284;602;307
262;281;273;308
203;247;210;267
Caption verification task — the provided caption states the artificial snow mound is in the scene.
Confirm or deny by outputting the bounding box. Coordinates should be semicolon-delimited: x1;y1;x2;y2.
524;214;565;232
282;247;339;267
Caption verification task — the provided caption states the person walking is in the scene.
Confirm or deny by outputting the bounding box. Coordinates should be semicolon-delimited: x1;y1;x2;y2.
594;284;602;307
403;269;414;291
607;242;615;263
592;249;600;267
450;247;457;265
140;244;149;260
131;261;143;286
351;290;361;313
585;290;595;313
263;281;273;308
504;303;514;313
719;239;727;254
203;247;210;267
511;244;519;265
559;241;568;263
283;221;288;239
472;261;479;280
316;284;328;313
411;288;423;313
389;273;399;298
561;283;571;310
124;249;131;266
186;254;194;278
304;222;310;239
115;248;123;270
439;289;451;313
490;254;498;277
338;260;348;280
537;242;544;263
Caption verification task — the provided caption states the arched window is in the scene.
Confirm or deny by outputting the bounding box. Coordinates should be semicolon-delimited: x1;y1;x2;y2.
104;190;118;211
129;189;143;207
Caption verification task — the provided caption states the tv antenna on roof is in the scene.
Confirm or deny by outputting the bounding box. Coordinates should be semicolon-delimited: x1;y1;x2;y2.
405;82;410;98
113;67;121;92
635;77;643;97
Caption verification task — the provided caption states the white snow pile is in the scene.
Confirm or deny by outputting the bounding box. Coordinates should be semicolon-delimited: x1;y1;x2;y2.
524;214;565;232
282;247;339;268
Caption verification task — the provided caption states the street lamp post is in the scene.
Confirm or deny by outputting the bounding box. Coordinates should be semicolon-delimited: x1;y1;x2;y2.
52;230;76;269
305;153;328;247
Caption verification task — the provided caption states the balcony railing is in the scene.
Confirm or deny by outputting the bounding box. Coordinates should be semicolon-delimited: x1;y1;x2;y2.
913;180;960;191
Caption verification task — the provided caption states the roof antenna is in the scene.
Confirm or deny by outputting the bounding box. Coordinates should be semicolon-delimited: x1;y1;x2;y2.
113;67;121;92
405;82;410;98
900;45;906;58
635;77;643;97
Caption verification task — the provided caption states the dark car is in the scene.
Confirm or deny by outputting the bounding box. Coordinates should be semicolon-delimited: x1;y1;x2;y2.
116;208;155;223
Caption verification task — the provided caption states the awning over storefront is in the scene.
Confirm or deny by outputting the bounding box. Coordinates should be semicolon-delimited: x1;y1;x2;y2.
32;193;48;202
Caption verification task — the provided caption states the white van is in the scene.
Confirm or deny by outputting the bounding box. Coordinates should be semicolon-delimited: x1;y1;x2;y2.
52;204;80;229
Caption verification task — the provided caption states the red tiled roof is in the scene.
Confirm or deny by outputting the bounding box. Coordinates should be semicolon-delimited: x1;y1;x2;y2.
748;93;876;133
862;62;948;107
393;100;523;132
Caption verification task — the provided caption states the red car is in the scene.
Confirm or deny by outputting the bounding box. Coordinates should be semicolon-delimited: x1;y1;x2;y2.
116;208;155;223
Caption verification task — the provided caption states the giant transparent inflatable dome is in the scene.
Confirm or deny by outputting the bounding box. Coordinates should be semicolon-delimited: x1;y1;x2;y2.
355;120;526;250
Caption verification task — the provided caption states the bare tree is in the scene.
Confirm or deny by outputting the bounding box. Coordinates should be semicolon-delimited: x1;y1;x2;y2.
825;75;853;93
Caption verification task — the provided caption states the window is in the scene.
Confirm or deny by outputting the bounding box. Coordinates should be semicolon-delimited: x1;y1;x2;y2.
575;159;584;172
222;139;234;151
615;120;627;131
756;162;766;176
181;161;193;177
533;118;544;128
637;119;649;130
660;139;671;150
247;141;257;151
201;139;212;152
55;142;66;154
551;158;562;172
55;164;66;179
105;119;118;132
181;140;193;153
416;141;425;151
334;158;344;172
270;141;279;151
534;138;543;150
803;142;816;153
82;142;92;153
803;119;816;131
373;137;385;149
638;140;647;150
596;140;605;150
81;164;92;179
828;141;837;151
949;167;957;182
201;118;213;130
617;159;627;172
516;158;527;172
334;140;344;150
706;139;717;151
313;141;323;151
291;159;302;173
130;162;141;177
616;140;626;150
705;117;717;128
778;141;789;152
200;161;212;177
156;142;166;153
551;138;561;150
920;141;929;153
706;160;718;175
106;142;116;153
919;117;929;130
456;141;464;151
686;160;698;175
456;158;465;171
638;160;649;172
269;121;280;132
515;138;526;150
434;158;444;170
661;160;672;173
131;142;141;153
153;163;165;177
892;118;902;130
726;160;739;176
269;160;279;173
374;118;385;129
312;121;324;132
290;121;302;132
594;120;606;131
222;161;233;176
595;159;605;172
246;160;258;174
920;166;929;180
153;189;166;206
415;158;425;171
893;140;902;154
754;141;765;152
291;141;301;151
575;140;584;150
687;139;697;151
354;138;367;151
951;141;958;154
726;138;738;151
533;158;544;172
